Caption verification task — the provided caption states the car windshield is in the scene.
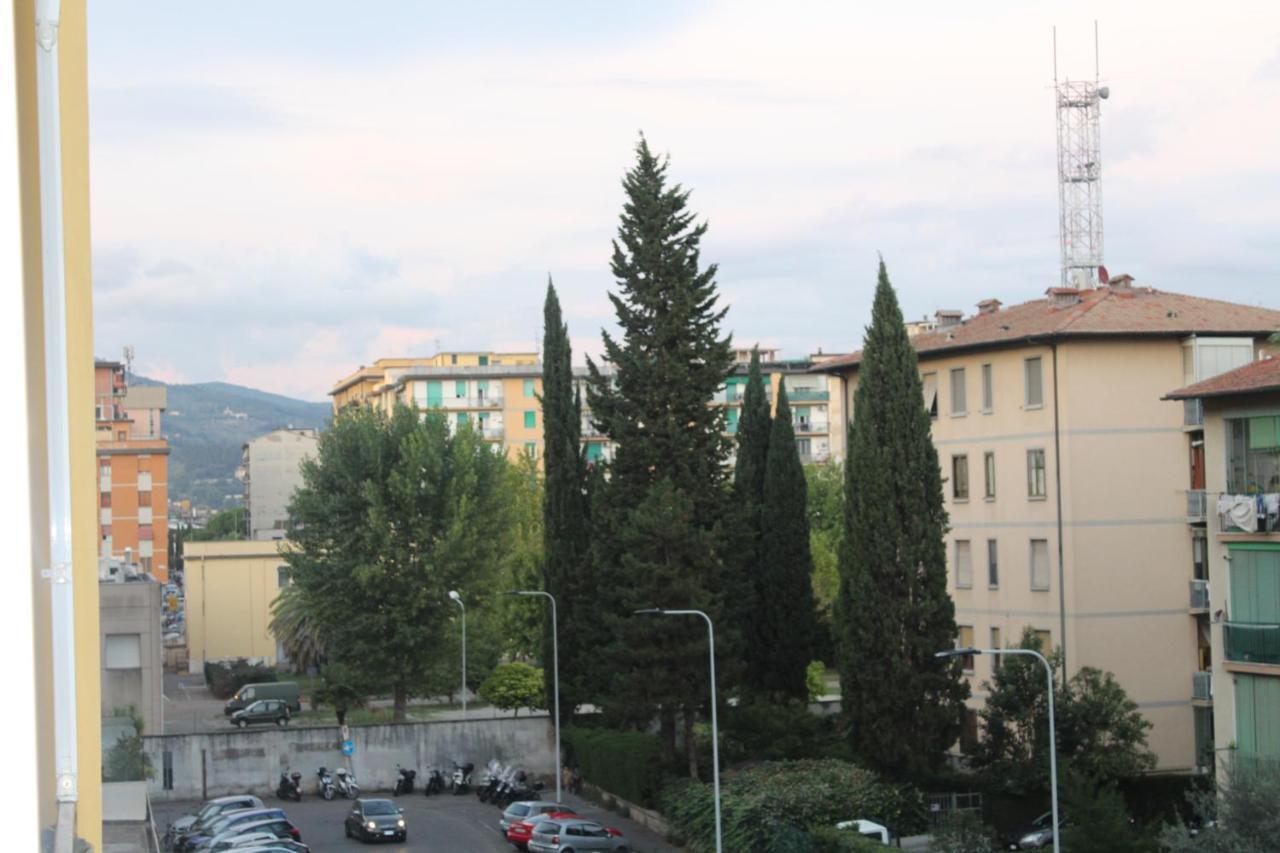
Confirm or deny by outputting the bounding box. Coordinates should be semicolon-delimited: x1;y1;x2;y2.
508;804;530;817
364;801;398;816
1031;812;1053;829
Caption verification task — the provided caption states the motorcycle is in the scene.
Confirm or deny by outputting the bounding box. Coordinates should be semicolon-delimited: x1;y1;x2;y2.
335;767;360;799
393;765;416;796
276;770;302;802
491;766;516;807
423;766;445;796
317;766;336;801
450;760;474;795
497;768;541;808
476;760;504;803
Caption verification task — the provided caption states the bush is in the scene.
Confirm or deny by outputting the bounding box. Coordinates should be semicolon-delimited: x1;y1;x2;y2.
806;661;827;702
102;706;153;782
562;727;670;809
723;698;826;763
808;826;888;852
203;658;277;700
662;759;926;853
478;662;544;716
930;810;999;853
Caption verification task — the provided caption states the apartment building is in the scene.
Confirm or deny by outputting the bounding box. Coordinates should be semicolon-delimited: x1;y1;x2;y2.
239;428;319;540
95;361;170;581
184;540;290;671
718;348;848;464
815;279;1280;771
1166;356;1280;773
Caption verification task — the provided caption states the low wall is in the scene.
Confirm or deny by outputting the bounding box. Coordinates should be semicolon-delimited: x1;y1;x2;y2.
144;716;555;802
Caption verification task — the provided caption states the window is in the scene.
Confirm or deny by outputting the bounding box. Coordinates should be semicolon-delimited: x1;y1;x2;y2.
455;380;466;398
726;408;739;434
524;442;537;459
456;412;468;426
922;373;938;419
955;540;972;588
524;411;536;429
1226;416;1280;495
958;626;975;671
450;353;458;365
138;471;153;491
1030;539;1051;590
99;461;110;477
139;524;153;541
100;492;112;508
1025;356;1044;408
1027;449;1047;498
524;378;536;397
1034;629;1052;652
981;363;993;412
139;490;151;507
478;355;488;366
797;438;811;458
476;380;488;400
277;567;289;588
950;368;967;416
104;634;141;669
1192;534;1207;580
990;626;1002;668
987;539;999;587
952;454;969;500
984;451;996;500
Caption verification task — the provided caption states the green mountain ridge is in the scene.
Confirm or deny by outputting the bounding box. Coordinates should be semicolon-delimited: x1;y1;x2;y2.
133;375;331;510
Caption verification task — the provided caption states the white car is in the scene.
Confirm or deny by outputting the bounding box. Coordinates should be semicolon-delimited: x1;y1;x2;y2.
835;818;890;844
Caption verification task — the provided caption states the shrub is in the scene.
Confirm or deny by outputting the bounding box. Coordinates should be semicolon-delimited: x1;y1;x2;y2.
204;658;277;699
722;698;829;763
930;810;999;853
478;662;544;716
662;758;926;853
562;727;670;809
808;826;889;852
806;661;827;702
102;706;153;782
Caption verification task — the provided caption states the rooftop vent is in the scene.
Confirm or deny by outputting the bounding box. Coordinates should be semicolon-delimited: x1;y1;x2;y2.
1046;287;1082;308
934;309;964;329
977;299;1002;315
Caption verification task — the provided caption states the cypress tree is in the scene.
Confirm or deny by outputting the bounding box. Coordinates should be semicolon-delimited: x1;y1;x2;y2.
587;136;734;771
540;280;593;722
733;348;771;501
835;260;969;780
755;382;820;700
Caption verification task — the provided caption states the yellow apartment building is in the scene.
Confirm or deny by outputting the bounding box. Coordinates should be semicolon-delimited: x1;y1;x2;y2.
184;540;290;671
816;279;1280;772
719;348;848;464
1166;357;1280;774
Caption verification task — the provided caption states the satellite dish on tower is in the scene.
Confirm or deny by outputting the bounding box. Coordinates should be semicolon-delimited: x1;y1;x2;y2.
1098;265;1110;285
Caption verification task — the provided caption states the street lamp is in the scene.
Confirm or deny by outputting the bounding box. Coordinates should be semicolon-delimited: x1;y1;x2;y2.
448;590;466;717
635;608;721;853
504;590;561;802
936;646;1060;853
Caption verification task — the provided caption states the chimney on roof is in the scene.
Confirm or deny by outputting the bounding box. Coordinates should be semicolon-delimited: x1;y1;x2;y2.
976;298;1002;315
1108;273;1135;291
1046;287;1082;308
934;309;963;329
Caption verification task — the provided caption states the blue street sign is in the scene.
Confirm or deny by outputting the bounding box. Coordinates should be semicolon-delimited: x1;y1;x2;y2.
341;740;355;756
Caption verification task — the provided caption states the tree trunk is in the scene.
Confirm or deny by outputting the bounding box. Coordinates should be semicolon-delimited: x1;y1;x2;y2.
393;685;408;722
660;707;677;766
684;711;699;780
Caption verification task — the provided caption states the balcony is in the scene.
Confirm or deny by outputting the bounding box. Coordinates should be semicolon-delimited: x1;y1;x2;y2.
478;426;505;440
1224;622;1280;666
795;421;830;434
1183;398;1204;428
1190;579;1210;612
1186;490;1207;523
1217;493;1280;534
1192;670;1212;703
788;389;830;402
443;395;503;410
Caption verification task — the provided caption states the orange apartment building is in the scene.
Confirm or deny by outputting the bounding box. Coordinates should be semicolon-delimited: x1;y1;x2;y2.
95;361;170;580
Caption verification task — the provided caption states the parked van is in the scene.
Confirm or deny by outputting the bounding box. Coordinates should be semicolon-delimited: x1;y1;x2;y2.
224;682;301;715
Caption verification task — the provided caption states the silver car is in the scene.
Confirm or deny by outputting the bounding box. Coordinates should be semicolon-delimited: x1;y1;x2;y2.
500;800;572;832
528;818;630;853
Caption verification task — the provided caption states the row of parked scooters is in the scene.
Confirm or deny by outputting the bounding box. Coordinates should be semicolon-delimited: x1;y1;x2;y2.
274;766;359;802
390;757;544;807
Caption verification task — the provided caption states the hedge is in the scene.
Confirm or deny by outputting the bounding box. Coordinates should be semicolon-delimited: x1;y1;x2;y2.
662;759;927;853
562;727;669;809
203;659;277;700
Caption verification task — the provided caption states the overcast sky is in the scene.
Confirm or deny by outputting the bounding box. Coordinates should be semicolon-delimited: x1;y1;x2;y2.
89;1;1280;401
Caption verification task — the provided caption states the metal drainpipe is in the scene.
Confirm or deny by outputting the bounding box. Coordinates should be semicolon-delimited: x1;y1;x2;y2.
35;0;80;826
1051;342;1067;675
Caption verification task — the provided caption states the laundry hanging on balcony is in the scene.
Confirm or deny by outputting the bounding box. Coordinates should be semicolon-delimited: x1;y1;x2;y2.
1218;494;1259;532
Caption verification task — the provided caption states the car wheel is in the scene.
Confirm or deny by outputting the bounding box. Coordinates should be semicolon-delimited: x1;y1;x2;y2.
236;719;247;728
275;717;287;727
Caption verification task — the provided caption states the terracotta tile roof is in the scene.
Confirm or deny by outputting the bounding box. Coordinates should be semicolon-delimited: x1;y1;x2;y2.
814;284;1280;372
1164;356;1280;400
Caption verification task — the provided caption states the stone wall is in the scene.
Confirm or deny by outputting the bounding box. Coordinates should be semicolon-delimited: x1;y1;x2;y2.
144;716;555;802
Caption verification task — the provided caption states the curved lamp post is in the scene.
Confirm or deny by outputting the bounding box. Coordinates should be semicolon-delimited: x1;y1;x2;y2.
937;646;1060;853
504;590;561;803
448;590;466;717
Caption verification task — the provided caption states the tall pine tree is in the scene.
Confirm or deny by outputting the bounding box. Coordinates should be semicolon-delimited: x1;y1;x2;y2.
587;136;734;772
540;280;594;723
835;260;969;780
755;382;820;700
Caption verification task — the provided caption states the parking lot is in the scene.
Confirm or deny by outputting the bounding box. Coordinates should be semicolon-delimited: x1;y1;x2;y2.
154;790;681;852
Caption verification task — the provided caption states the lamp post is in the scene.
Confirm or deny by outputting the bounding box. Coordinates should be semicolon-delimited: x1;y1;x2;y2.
504;589;561;803
635;608;721;853
448;590;466;717
937;646;1060;853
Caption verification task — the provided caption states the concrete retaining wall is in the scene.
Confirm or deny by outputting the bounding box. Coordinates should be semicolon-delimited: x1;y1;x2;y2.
144;716;555;802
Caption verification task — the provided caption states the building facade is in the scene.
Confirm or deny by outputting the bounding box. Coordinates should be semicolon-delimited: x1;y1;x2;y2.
1166;357;1280;774
99;577;164;734
718;348;848;464
95;361;170;581
184;540;289;671
240;428;319;540
817;280;1280;772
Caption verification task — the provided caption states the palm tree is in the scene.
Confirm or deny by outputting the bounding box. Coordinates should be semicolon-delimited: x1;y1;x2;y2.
270;584;326;673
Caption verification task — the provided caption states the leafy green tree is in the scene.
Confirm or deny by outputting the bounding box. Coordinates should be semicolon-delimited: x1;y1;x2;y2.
805;461;843;661
188;507;248;540
930;810;1000;853
1161;758;1280;851
312;661;369;726
586;136;734;772
805;661;827;702
1059;773;1158;853
284;404;514;720
752;383;819;700
970;627;1155;793
479;662;546;716
835;260;968;780
496;454;545;661
102;706;153;782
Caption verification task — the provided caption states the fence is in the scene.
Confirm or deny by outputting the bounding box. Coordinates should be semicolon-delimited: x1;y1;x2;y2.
926;791;983;828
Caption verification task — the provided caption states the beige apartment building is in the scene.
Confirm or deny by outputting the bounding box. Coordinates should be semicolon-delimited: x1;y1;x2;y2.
816;278;1280;771
184;540;289;671
720;348;848;464
239;428;319;540
1166;357;1280;773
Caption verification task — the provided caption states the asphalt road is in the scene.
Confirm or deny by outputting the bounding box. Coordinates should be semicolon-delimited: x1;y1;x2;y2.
154;790;680;853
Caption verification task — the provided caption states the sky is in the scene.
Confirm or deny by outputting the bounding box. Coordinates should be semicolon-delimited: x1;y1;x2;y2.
89;1;1280;401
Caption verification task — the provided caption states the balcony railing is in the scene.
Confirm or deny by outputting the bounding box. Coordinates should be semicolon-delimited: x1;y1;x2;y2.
1183;398;1204;427
788;390;830;402
478;426;505;440
1224;622;1280;666
1186;490;1207;523
1192;670;1212;701
1190;579;1210;611
443;395;504;409
1217;493;1280;533
795;422;830;434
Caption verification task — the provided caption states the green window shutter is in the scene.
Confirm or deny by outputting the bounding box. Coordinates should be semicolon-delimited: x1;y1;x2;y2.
1249;416;1280;450
1230;547;1280;623
586;443;603;462
727;408;739;433
477;380;488;394
456;380;467;398
1236;674;1280;759
524;379;536;397
524;442;537;459
478;355;489;366
456;412;467;426
426;380;443;408
524;411;536;429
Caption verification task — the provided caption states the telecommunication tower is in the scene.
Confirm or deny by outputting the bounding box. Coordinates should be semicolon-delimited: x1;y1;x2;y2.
1054;23;1110;288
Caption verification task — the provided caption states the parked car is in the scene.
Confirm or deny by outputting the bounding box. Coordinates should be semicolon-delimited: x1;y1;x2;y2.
507;811;585;851
207;831;278;851
229;699;291;728
527;818;630;852
343;798;407;843
1006;811;1069;850
177;809;287;852
199;817;301;851
834;818;891;844
500;801;574;832
166;796;264;851
220;843;309;853
224;681;302;715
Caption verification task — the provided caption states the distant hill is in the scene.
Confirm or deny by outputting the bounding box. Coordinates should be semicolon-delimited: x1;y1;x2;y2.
132;376;331;510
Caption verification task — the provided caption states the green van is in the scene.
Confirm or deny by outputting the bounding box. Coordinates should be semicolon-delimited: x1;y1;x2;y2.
223;681;301;715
